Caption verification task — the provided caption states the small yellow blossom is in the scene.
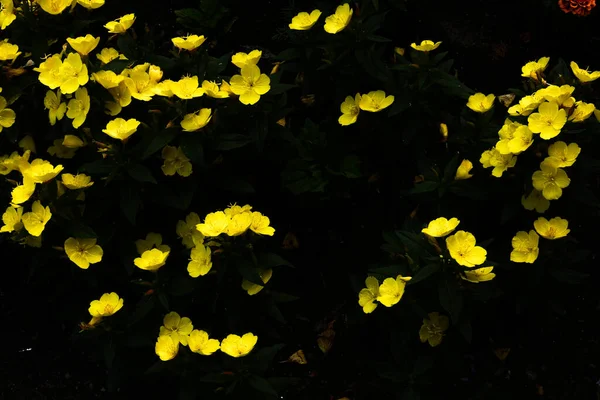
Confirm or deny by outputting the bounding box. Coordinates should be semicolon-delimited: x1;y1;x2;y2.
196;211;231;237
0;95;15;132
66;87;91;129
22;159;64;183
570;61;600;83
18;136;36;154
545;141;580;168
224;204;253;216
180;108;212;132
231;50;262;68
241;268;273;295
533;217;570;240
532;161;570;200
536;85;575;108
422;217;460;238
419;312;449;347
188;330;220;355
480;148;517;177
358;276;379;314
201;80;230;99
155;335;179;361
324;3;353;34
67;34;100;56
521;57;550;80
1;150;30;175
96;48;127;64
0;205;23;232
61;173;93;189
22;200;52;237
220;333;258;358
37;0;71;14
462;266;495;283
134;248;170;271
64;237;103;269
77;0;105;9
505;125;534;154
104;13;135;34
88;292;123;326
521;189;550;213
170;75;205;99
467;93;495;113
135;232;169;254
510;230;539;263
0;39;19;61
358;90;394;112
92;70;125;89
229;65;271;105
0;0;17;30
62;135;84;149
187;244;212;278
61;53;90;94
410;40;442;52
43;90;67;126
289;9;322;30
569;101;595;122
446;230;487;267
48;139;76;159
102;118;140;140
338;93;361;126
377;274;412;307
161;146;192;177
249;211;275;236
455;159;473;180
159;311;193;346
172;34;206;51
226;212;253;236
11;179;36;205
176;212;204;248
508;94;544;117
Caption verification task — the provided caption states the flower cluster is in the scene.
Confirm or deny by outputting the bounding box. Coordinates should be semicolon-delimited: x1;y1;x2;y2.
288;4;353;34
338;90;395;126
510;217;570;263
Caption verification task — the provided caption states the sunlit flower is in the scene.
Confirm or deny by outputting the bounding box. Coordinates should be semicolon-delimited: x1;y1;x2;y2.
446;230;487;267
324;3;353;34
359;90;394;112
521;57;550;80
545;141;580;168
358;276;379;314
510;230;539;263
172;34;206;51
377;275;412;307
532;161;570;200
187;244;212;277
220;333;258;358
570;61;600;82
462;266;495;283
159;311;193;346
188;330;220;355
180;108;212;132
104;13;136;34
66;87;91;129
411;40;442;52
533;216;570;239
64;237;103;269
569;101;595;122
521;189;550;213
231;50;262;69
421;217;460;238
229;65;271;105
455;159;473;180
289;9;322;30
22;200;52;237
480;148;517;177
467;93;495;113
338;93;361;126
67;34;100;56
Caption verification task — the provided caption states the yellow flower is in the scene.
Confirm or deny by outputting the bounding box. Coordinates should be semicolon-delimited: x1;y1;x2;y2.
48;139;76;159
224;212;252;236
419;312;449;347
0;205;23;232
568;101;595;122
359;90;394;112
187;244;212;278
11;179;36;205
358;276;379;314
377;274;412;307
466;93;495;113
545;141;580;168
170;75;205;99
96;47;127;64
231;50;262;69
505;125;534;154
22;159;64;183
92;70;125;89
532;161;570;200
249;211;275;236
410;40;442;52
67;34;100;56
220;333;258;358
241;268;273;295
0;0;17;30
533;217;570;240
188;330;220;355
289;9;322;30
338;93;361;126
155;335;179;361
197;211;231;237
462;266;495;283
64;237;103;269
106;81;132;113
77;0;105;9
180;108;212;132
495;119;520;154
37;0;71;14
152;79;175;97
422;217;460;238
1;150;29;175
445;230;487;267
61;135;83;149
508;94;544;117
0;95;15;132
224;203;253;216
59;53;90;94
455;159;473;180
88;292;123;327
43;90;67;126
324;3;353;34
0;39;19;61
22;200;52;237
521;189;550;213
123;70;157;101
66;87;90;128
135;232;169;255
134;248;170;271
480;148;517;177
161;146;192;177
176;212;204;248
201;80;230;98
570;61;600;83
536;85;575;108
61;173;93;189
229;64;271;105
18;136;36;154
172;34;206;51
159;311;193;346
102;117;140;140
521;57;550;80
510;230;539;263
104;13;135;34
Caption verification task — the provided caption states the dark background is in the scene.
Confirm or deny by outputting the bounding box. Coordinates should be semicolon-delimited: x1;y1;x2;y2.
2;0;600;399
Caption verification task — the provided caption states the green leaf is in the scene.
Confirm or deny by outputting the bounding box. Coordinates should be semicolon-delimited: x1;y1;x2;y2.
268;84;296;96
179;134;205;165
127;163;157;184
120;185;141;225
408;263;440;285
64;222;97;238
237;260;264;286
80;158;115;175
249;344;285;375
215;133;253;151
117;34;138;60
246;374;278;397
140;129;178;160
258;252;294;268
442;154;460;183
438;274;463;324
409;181;439;194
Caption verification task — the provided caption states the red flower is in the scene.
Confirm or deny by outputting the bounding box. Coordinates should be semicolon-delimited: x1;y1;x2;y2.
559;0;596;16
